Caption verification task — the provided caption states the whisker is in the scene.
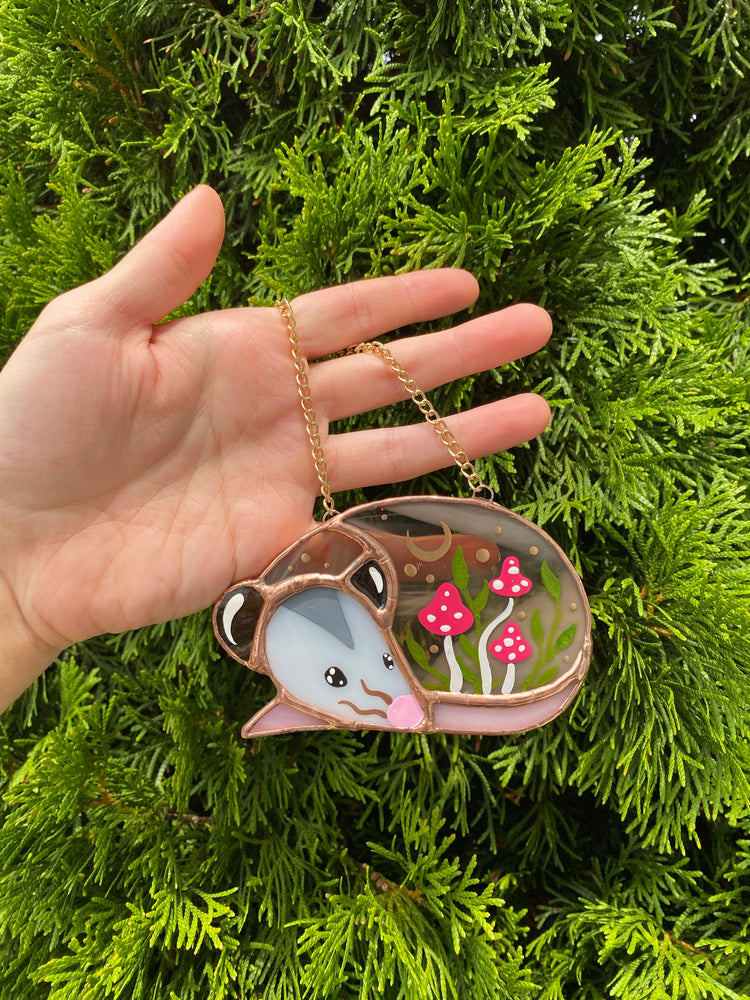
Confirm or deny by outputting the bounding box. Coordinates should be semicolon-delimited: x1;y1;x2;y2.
338;700;388;719
360;679;393;705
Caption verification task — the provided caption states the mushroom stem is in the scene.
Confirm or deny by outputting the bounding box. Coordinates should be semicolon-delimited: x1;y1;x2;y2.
477;599;514;695
500;662;516;696
444;636;463;693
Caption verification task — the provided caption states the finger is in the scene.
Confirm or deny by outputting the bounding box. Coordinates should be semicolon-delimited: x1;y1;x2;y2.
290;270;480;359
161;269;479;354
311;303;552;421
94;185;225;331
326;393;552;492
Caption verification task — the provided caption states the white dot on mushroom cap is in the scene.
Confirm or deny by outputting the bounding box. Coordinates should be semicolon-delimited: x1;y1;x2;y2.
523;580;530;587
508;652;517;661
507;626;516;634
441;605;447;611
427;614;436;623
512;585;521;593
492;644;501;653
443;589;451;597
454;612;463;619
440;625;451;633
508;566;519;575
518;645;526;652
503;638;514;647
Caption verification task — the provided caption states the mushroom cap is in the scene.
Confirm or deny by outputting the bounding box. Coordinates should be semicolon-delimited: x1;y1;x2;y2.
418;583;474;637
489;556;533;598
488;622;533;663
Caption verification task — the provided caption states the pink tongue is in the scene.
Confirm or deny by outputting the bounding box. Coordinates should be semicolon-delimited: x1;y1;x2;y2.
387;694;424;730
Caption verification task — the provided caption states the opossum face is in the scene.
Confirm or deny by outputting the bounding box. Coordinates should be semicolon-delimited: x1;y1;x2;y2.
214;534;427;736
264;587;423;728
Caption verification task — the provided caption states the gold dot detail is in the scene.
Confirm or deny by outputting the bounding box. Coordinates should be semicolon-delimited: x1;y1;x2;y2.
570;603;577;611
324;562;330;569
287;565;294;573
494;526;503;535
517;611;526;619
429;645;439;654
563;655;570;663
381;514;388;521
404;564;418;577
426;573;435;584
529;545;539;556
301;553;311;563
476;548;491;563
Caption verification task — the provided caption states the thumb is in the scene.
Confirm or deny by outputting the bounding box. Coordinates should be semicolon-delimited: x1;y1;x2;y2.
97;185;226;331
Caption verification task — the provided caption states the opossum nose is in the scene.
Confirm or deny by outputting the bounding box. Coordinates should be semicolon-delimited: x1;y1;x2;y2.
387;695;424;730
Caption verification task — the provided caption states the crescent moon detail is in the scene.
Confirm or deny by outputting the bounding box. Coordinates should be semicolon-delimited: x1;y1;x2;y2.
406;521;453;562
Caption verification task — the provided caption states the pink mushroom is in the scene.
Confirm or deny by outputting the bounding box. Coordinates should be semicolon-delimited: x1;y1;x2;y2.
488;622;533;695
476;557;533;695
418;584;474;693
489;557;533;598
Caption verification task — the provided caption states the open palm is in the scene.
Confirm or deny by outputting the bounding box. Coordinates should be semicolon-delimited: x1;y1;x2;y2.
0;186;551;670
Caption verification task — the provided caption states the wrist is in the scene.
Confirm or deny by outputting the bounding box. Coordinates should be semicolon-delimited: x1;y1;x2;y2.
0;568;64;712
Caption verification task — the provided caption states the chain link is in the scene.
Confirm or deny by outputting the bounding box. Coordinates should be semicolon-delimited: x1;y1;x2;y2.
275;300;493;515
351;341;493;499
276;298;338;519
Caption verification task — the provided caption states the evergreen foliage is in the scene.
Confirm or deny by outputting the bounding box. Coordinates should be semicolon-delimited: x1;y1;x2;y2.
1;1;749;997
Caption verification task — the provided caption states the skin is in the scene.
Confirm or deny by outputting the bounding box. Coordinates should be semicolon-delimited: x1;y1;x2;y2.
0;185;552;711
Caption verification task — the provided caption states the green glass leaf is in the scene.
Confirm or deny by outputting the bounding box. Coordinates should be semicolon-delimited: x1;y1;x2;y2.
452;545;469;590
457;653;482;694
528;666;559;689
541;561;562;602
405;629;430;671
405;627;450;686
530;607;544;645
458;633;480;665
471;581;490;616
554;623;577;652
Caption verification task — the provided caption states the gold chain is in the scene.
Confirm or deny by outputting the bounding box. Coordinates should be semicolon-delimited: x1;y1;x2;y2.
275;299;492;518
276;297;338;519
350;341;491;498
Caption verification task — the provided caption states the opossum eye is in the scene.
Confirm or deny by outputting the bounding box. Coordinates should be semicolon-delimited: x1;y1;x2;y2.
383;653;394;670
325;666;347;688
351;560;387;610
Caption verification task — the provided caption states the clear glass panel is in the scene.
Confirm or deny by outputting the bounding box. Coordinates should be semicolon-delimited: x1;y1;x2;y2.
342;498;589;698
264;525;367;585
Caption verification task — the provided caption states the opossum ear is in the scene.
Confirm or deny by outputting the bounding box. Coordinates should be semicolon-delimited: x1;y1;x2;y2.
242;698;330;738
351;560;388;610
214;585;264;663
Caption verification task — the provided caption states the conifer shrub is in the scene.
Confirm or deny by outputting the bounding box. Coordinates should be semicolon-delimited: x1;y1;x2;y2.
1;2;749;997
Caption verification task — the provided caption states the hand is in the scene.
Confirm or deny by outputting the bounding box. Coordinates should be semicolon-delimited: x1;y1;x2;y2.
0;185;551;708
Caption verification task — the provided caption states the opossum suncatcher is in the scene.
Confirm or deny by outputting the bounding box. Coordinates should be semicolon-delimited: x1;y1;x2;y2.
213;496;591;737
